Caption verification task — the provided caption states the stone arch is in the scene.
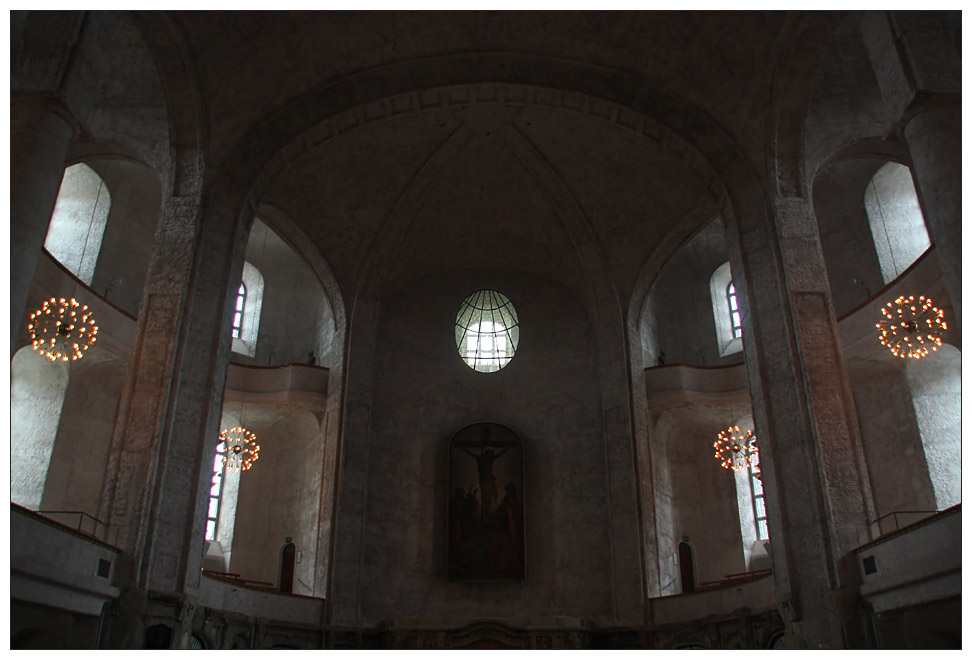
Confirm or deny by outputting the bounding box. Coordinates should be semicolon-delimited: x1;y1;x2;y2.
191;52;781;619
766;12;848;197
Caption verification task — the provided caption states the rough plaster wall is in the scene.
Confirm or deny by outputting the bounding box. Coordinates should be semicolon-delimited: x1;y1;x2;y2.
649;410;679;595
848;358;936;519
644;218;736;367
813;158;886;317
664;407;747;587
215;454;241;570
804;15;891;173
41;347;125;519
78;15;171;178
89;158;163;316
10;348;70;509
732;414;759;569
297;415;328;594
906;345;962;510
244;219;331;367
864;162;931;284
356;273;614;622
44;163;109;285
229;406;323;591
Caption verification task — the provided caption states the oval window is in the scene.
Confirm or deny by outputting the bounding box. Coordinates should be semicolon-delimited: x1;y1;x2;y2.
455;290;519;372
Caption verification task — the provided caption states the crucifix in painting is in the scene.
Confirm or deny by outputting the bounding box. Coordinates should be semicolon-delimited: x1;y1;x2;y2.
448;422;524;581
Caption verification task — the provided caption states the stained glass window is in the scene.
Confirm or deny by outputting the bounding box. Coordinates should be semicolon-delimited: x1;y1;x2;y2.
231;284;245;338
728;282;743;339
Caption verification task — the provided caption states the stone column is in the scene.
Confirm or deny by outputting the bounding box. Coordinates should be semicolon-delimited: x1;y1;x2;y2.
10;96;77;356
99;191;245;605
902;101;962;323
727;194;874;648
861;11;962;323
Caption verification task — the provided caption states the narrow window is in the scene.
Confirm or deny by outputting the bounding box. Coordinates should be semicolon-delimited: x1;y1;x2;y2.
728;282;743;339
750;451;769;541
231;284;245;339
709;262;742;357
206;443;227;541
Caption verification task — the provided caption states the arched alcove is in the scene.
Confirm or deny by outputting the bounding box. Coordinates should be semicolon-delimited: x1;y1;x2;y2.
223;401;325;594
231;261;265;358
642;217;736;367
44;163;110;285
905;344;961;510
865;162;930;283
10;347;70;509
41;346;127;521
710;261;743;358
233;216;334;367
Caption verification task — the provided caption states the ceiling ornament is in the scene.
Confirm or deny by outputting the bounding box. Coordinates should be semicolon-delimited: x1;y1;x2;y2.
218;426;260;473
714;425;758;473
28;297;99;362
876;294;946;359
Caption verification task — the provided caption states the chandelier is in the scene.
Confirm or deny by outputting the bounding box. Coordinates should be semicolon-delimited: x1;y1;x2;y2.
876;294;946;359
28;297;99;362
218;427;260;472
714;425;758;472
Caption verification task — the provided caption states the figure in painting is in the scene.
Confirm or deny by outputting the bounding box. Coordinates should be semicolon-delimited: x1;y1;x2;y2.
449;423;524;581
459;427;511;522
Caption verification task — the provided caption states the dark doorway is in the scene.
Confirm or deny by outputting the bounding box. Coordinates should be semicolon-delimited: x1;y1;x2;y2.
280;543;295;593
678;541;695;592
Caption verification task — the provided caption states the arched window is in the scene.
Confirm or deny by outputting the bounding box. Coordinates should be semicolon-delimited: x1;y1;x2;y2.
865;162;930;283
710;262;742;357
231;262;264;358
44;163;111;285
231;284;245;339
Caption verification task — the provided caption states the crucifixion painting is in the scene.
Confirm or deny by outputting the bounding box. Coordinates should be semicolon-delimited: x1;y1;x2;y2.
448;422;524;581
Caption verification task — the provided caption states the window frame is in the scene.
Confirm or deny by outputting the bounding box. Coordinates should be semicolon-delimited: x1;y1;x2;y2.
231;283;245;339
709;261;742;356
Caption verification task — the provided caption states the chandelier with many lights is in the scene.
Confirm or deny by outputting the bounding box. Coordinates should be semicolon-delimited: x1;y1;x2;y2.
714;425;758;472
876;294;946;360
218;426;260;472
28;297;99;362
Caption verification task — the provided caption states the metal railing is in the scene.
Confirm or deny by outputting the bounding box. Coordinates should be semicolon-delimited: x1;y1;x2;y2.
35;509;108;540
868;509;939;538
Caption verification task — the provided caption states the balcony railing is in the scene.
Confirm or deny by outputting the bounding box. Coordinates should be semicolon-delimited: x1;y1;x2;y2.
868;509;939;538
35;509;108;540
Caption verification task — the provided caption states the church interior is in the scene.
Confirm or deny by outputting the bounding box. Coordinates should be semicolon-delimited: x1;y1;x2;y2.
8;10;962;649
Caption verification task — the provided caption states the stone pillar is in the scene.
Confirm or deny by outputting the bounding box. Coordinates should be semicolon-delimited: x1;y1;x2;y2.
10;96;77;356
727;194;874;648
902;101;962;323
99;191;245;606
861;11;962;323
